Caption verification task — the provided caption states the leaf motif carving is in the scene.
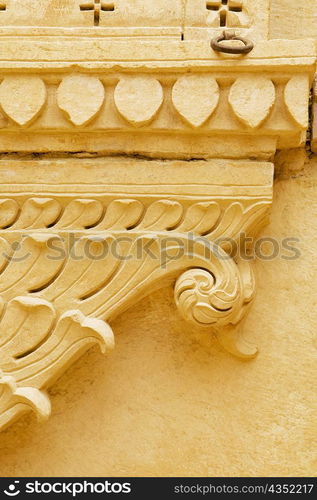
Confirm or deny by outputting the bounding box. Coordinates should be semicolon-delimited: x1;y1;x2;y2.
0;375;51;430
0;297;55;362
12;198;61;229
97;199;144;230
10;310;114;388
57;75;105;126
172;75;219;127
137;200;183;230
54;199;103;229
114;77;163;127
0;186;272;431
0;199;19;229
42;235;119;310
229;77;275;128
205;201;271;245
284;75;309;128
0;234;66;301
0;76;47;127
178;202;221;234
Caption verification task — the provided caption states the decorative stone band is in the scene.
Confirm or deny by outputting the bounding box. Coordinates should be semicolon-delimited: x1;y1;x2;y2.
0;39;314;158
0;158;273;431
0;0;267;42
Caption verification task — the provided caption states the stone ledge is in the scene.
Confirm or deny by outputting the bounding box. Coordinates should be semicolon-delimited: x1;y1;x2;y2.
0;39;313;66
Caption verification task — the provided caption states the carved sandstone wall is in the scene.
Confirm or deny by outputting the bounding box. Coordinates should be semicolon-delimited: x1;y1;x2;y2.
0;0;316;477
0;158;316;477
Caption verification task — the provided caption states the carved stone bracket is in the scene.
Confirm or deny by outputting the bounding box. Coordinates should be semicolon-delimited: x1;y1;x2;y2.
0;12;314;431
0;158;272;430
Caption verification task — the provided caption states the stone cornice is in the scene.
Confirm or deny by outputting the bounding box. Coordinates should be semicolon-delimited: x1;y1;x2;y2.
0;38;313;67
0;39;314;158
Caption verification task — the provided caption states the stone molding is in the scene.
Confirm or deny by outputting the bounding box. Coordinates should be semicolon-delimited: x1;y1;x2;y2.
0;39;314;158
0;0;268;41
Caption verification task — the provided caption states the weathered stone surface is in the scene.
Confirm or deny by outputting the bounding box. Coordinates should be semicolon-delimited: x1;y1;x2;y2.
0;76;46;126
0;0;183;32
229;76;275;128
0;37;312;156
114;76;163;127
284;75;309;129
184;0;270;41
172;75;219;128
0;160;317;477
57;74;105;126
269;0;317;40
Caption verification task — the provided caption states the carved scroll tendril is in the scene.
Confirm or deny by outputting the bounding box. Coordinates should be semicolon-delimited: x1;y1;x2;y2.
175;256;257;359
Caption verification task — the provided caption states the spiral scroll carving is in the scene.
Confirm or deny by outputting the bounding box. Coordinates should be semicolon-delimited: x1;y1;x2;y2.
175;268;240;328
174;253;256;359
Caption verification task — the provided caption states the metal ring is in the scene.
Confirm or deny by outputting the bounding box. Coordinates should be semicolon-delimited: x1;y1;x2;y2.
211;30;254;55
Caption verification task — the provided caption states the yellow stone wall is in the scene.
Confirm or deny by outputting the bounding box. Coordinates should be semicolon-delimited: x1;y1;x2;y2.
0;158;316;477
0;0;316;477
270;0;317;39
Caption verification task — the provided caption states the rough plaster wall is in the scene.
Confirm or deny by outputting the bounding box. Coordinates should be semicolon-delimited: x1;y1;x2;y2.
0;158;316;477
269;0;317;39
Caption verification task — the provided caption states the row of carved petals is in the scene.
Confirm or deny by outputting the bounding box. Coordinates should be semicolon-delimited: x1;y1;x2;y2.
0;198;221;233
0;198;269;248
174;74;308;129
0;74;308;129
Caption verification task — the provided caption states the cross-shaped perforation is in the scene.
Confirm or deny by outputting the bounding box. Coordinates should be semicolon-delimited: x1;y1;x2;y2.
80;0;115;26
206;0;243;27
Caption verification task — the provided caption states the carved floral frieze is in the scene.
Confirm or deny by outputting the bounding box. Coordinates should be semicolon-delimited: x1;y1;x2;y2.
0;158;273;430
0;73;309;134
0;38;313;157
